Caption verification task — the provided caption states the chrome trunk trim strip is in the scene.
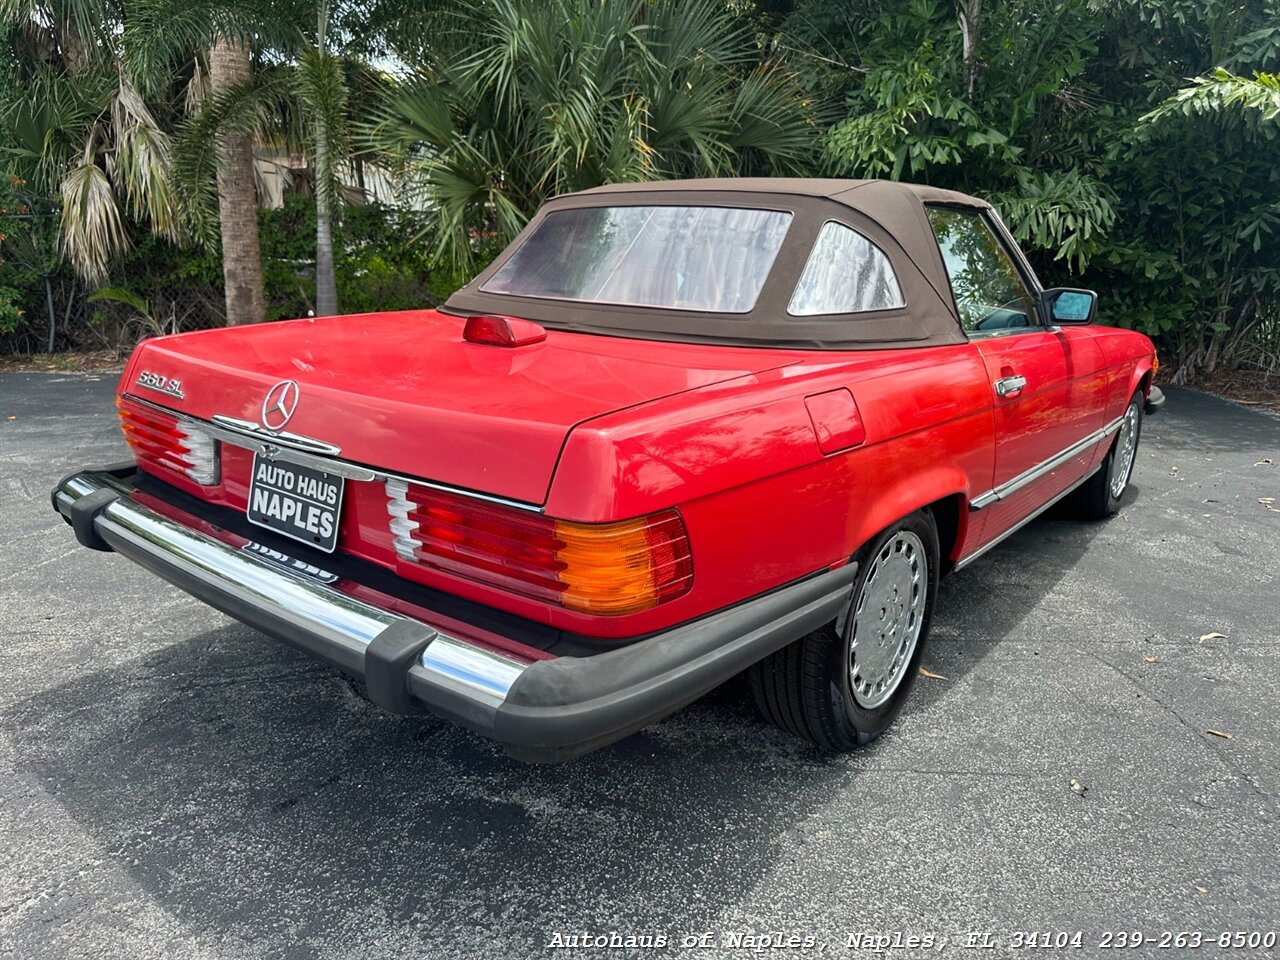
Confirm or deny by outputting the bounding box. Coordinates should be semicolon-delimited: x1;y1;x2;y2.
210;414;343;456
120;393;544;512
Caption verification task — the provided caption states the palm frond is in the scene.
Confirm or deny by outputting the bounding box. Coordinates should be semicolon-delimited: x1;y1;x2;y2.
60;150;129;281
294;44;350;208
727;65;819;173
172;69;291;247
363;74;457;153
110;73;181;241
1141;69;1280;130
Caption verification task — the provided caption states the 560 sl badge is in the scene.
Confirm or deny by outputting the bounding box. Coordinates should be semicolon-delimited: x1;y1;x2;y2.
135;370;185;400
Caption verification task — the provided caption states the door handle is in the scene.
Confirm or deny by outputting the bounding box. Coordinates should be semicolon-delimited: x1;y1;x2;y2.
994;375;1027;398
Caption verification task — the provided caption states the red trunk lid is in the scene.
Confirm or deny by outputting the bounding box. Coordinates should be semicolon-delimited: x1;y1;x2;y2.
125;310;785;504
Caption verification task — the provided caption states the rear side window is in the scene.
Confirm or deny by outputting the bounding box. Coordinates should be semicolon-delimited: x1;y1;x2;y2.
787;221;905;316
482;205;793;314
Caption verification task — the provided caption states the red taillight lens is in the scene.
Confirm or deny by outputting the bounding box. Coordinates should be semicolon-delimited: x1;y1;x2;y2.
386;480;693;615
117;397;218;485
462;315;547;347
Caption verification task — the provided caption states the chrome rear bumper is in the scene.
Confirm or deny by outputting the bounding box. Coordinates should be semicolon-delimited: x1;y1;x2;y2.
52;467;857;761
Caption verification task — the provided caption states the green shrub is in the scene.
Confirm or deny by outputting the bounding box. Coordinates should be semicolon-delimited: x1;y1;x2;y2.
0;285;24;334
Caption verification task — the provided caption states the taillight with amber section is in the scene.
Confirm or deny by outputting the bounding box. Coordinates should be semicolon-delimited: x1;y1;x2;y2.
117;397;219;485
385;480;693;615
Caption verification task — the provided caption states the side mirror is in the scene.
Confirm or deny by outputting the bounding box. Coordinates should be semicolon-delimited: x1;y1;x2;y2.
1042;288;1097;325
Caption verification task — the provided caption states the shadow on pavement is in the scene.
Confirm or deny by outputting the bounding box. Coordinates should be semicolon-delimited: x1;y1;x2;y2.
6;628;842;955
3;505;1106;956
905;509;1092;717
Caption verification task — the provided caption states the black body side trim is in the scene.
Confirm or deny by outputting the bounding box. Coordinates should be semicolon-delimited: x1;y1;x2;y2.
491;563;859;762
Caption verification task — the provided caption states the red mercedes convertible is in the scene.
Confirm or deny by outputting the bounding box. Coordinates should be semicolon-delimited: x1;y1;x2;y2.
53;179;1163;761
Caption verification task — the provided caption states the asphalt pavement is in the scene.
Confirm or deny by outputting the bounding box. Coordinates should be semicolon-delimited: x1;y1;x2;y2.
1;372;1277;959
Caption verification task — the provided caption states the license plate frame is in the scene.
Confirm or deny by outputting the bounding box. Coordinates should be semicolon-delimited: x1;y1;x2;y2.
246;455;345;553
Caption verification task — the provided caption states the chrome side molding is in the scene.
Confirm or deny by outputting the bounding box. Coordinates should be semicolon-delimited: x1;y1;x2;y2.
955;466;1099;571
969;414;1124;511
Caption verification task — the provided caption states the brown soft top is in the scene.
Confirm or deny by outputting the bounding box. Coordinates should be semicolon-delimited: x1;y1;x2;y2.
575;177;987;207
445;178;995;350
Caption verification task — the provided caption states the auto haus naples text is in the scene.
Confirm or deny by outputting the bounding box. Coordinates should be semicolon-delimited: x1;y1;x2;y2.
250;460;339;539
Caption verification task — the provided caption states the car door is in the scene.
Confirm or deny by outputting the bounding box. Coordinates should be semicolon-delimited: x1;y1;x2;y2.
926;206;1107;545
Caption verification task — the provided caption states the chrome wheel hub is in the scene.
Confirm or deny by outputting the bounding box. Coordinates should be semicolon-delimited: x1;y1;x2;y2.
1111;404;1139;499
848;530;927;709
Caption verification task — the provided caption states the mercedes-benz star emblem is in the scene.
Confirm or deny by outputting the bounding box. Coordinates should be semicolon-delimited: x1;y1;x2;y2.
261;380;300;431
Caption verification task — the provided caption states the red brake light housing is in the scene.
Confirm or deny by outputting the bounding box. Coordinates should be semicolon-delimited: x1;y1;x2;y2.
386;480;692;615
463;315;548;347
117;396;219;485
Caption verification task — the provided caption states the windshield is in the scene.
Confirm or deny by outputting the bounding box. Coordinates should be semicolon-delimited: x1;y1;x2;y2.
481;205;793;313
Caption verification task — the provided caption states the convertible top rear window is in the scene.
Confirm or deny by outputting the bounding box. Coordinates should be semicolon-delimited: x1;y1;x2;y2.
481;205;793;314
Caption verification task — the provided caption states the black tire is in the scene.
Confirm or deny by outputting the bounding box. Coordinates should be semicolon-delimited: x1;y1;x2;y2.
1077;392;1143;520
749;509;940;750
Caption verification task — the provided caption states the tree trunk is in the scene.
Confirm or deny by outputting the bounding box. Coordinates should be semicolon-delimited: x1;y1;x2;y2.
208;37;266;325
958;0;982;98
314;126;338;317
44;275;56;353
313;3;339;318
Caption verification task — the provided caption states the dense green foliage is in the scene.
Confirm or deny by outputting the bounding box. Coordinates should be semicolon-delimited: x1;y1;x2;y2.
366;0;819;270
0;196;460;352
784;0;1279;378
1;0;1277;379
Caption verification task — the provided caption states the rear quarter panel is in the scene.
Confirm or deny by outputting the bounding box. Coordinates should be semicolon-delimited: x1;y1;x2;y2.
546;345;996;635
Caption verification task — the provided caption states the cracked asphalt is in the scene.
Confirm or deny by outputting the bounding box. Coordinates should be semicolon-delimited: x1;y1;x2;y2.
1;372;1278;960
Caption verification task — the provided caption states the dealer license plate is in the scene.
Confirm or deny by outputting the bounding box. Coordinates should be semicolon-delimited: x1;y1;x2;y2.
246;455;344;553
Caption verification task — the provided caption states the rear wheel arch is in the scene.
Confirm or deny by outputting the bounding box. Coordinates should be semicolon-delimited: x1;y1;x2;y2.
926;493;964;577
845;470;971;568
752;507;941;749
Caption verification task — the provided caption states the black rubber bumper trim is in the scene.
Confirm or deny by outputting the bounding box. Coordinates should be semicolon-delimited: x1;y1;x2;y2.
1144;385;1166;415
365;622;437;714
67;489;119;552
53;462;138;551
489;562;859;762
54;465;860;762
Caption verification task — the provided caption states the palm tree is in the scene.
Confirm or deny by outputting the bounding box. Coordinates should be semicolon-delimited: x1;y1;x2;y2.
126;0;312;325
148;0;401;318
1;0;268;324
208;37;267;324
365;0;818;273
297;0;344;317
0;3;181;283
